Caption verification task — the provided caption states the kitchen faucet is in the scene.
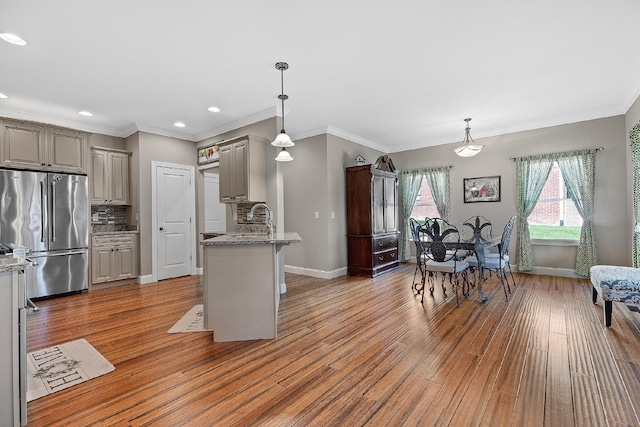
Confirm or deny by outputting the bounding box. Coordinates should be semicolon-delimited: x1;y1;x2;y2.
247;203;273;232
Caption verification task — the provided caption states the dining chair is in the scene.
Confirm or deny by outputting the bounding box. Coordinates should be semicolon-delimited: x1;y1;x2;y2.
418;218;470;306
409;217;427;294
461;215;494;259
461;216;492;242
466;215;516;300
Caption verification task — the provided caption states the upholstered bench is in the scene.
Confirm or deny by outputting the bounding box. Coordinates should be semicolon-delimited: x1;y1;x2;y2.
590;265;640;327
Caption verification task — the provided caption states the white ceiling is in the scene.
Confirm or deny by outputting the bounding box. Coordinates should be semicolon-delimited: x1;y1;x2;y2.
1;0;640;153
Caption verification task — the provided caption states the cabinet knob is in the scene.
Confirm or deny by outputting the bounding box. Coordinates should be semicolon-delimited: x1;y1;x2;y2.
159;227;164;231
378;256;384;261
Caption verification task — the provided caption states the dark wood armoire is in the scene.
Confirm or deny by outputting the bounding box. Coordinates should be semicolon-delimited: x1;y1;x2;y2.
346;155;400;277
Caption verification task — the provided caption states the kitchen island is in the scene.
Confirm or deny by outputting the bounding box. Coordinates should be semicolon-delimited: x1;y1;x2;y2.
0;256;30;427
201;231;301;342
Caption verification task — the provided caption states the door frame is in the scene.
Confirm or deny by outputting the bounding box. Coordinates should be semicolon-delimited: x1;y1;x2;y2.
151;161;196;283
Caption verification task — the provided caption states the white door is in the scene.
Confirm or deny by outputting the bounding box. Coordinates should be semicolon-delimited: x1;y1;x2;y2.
204;173;226;231
156;165;192;280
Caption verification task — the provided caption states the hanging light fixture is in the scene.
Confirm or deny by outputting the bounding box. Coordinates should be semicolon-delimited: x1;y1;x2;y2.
453;118;483;157
272;62;294;161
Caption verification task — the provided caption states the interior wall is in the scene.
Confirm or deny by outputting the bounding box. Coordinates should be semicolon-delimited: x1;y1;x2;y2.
132;132;196;278
282;134;329;271
89;133;126;150
391;115;628;273
626;93;640;264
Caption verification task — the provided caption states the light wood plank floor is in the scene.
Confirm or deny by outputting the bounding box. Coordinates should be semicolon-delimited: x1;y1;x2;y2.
25;264;640;426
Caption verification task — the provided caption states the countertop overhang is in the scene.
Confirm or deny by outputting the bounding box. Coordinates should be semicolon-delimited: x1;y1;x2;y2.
0;255;31;273
201;232;302;246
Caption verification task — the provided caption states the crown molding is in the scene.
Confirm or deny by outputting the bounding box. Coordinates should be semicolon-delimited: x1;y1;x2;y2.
0;107;120;136
195;106;278;142
325;126;390;153
134;123;197;142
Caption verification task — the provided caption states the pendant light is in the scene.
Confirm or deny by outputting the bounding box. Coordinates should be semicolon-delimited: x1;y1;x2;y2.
453;118;483;157
272;62;294;161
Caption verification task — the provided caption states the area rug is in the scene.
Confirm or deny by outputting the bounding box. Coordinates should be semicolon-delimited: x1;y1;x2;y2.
26;338;115;402
167;304;211;333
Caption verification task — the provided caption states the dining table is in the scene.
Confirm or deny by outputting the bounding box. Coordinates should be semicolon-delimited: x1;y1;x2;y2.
455;235;502;302
417;234;501;302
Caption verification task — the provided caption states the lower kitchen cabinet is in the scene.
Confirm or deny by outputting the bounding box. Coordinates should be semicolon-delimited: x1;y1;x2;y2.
91;234;138;284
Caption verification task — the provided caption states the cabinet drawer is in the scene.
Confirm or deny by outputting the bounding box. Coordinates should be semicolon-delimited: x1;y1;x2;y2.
373;248;397;267
93;235;135;247
373;235;398;252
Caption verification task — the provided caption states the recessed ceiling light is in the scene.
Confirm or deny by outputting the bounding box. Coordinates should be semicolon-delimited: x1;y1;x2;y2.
208;106;221;113
174;122;186;128
0;93;7;99
0;33;27;46
78;111;93;117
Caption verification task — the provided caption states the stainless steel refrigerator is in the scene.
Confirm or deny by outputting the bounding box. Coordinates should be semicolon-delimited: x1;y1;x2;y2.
0;169;88;298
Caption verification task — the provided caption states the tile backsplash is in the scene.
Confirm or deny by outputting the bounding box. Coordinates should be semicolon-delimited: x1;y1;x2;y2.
91;205;128;225
91;205;137;232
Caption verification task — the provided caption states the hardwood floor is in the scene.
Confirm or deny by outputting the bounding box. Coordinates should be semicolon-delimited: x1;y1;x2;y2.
25;264;640;426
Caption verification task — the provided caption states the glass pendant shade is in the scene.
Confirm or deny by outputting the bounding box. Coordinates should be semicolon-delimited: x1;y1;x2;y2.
272;130;294;147
453;118;483;157
275;147;293;162
453;143;483;157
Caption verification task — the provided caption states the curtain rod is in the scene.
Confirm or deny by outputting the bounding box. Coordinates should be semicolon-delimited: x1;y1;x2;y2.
400;165;454;174
509;146;604;161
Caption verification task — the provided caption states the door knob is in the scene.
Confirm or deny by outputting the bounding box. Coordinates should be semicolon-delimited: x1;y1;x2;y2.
159;227;164;231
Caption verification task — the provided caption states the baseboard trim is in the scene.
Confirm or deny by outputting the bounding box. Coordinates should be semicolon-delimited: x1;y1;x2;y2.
138;274;154;285
284;265;348;279
515;266;582;278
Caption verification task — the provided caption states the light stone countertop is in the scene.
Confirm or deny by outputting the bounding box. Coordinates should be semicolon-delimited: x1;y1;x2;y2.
91;230;140;235
201;231;302;246
0;255;31;273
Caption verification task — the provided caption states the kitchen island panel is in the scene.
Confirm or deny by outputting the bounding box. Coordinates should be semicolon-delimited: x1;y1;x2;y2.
203;244;278;342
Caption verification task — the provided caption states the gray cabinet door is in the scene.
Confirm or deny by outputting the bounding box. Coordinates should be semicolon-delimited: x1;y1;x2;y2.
47;128;87;173
1;121;46;169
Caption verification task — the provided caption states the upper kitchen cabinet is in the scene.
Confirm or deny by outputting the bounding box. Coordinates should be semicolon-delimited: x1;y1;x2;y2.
217;135;267;203
90;147;130;205
0;119;89;173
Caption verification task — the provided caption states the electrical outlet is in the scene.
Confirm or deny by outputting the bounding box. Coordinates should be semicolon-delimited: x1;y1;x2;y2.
314;211;319;219
331;211;335;219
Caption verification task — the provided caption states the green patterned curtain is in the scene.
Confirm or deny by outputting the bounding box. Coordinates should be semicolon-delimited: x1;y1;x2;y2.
557;149;598;276
631;123;640;267
424;167;452;222
514;155;554;272
399;171;423;262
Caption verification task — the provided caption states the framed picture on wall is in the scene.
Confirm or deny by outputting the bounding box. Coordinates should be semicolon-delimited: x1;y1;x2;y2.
463;176;501;203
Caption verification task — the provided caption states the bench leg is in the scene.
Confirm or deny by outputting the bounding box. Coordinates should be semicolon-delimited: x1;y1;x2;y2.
604;300;612;327
592;286;598;303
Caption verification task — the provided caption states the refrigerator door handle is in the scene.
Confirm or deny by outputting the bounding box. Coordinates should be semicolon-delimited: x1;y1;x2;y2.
40;180;45;243
30;249;87;257
51;181;56;242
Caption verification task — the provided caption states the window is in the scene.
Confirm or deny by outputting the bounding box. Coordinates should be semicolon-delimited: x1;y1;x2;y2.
410;176;440;222
529;162;582;240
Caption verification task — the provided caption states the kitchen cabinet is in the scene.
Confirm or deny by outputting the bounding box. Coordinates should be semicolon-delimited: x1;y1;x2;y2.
90;147;130;205
91;234;138;284
217;135;267;203
0;119;89;173
346;156;400;277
